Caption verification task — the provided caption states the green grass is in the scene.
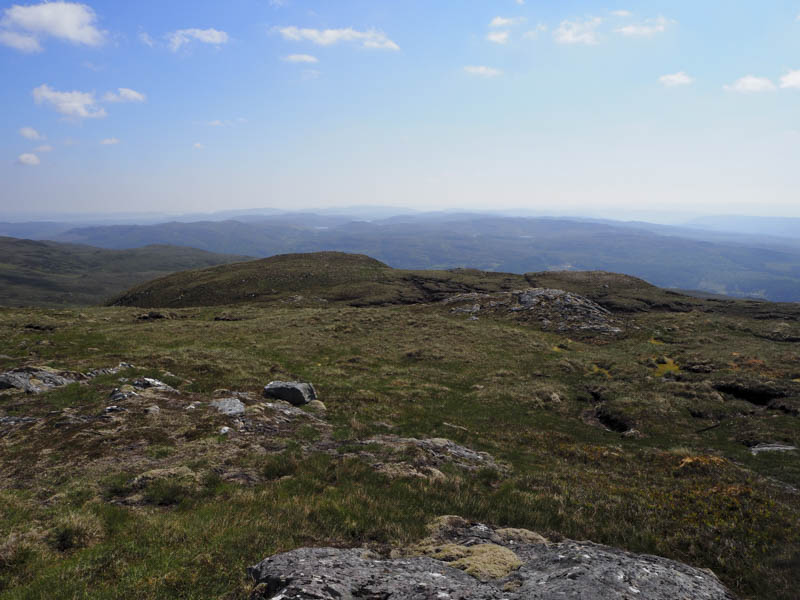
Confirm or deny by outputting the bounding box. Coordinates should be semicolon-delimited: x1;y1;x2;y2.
1;262;799;599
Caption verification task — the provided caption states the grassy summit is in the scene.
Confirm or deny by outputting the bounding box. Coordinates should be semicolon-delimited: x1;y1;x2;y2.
1;252;799;599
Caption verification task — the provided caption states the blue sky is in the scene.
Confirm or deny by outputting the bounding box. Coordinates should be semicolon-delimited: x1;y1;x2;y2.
2;0;800;220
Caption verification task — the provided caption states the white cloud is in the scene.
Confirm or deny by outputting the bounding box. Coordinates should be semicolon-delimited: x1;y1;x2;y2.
523;24;547;39
464;65;501;77
611;10;632;17
166;28;228;52
17;153;40;166
515;0;525;4
138;31;154;47
554;17;603;45
659;71;693;87
0;30;41;52
0;2;104;52
33;84;106;119
276;26;399;50
193;142;205;149
724;75;776;93
34;144;53;152
779;69;800;89
19;126;44;140
100;138;119;145
490;17;526;28
209;120;224;126
283;53;318;63
615;15;674;37
103;87;146;103
486;30;510;44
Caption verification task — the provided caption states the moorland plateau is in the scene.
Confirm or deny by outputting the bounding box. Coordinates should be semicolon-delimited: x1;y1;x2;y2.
0;252;798;599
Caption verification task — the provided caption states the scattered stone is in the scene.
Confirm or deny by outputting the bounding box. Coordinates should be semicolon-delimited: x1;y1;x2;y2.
211;398;246;416
220;426;232;435
362;435;502;474
263;381;317;406
186;402;202;410
0;416;38;426
109;385;139;402
749;443;797;455
103;405;127;414
86;362;134;378
444;288;623;335
0;367;78;394
133;378;178;394
145;405;161;415
249;516;735;600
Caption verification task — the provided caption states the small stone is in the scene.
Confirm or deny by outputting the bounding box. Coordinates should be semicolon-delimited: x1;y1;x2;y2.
219;426;231;435
145;405;160;415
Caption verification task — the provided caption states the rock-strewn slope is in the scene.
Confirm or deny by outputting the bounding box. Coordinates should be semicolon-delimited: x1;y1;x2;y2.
249;516;735;599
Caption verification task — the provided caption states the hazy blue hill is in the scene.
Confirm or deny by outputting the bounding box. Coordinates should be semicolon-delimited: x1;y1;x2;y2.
686;215;800;238
0;237;250;307
49;215;800;301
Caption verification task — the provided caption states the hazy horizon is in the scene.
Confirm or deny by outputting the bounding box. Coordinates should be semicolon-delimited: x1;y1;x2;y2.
3;1;800;218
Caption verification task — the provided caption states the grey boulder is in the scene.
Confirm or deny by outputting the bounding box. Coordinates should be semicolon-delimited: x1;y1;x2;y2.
211;397;246;416
248;518;736;600
262;381;317;406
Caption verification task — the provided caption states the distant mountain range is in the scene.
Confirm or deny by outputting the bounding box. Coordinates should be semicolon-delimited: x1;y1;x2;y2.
2;212;799;303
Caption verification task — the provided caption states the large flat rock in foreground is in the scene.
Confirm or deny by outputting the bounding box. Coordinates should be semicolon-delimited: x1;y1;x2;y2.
248;517;735;599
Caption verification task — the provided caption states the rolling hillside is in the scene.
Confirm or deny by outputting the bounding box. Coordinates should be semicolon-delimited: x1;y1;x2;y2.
0;237;250;307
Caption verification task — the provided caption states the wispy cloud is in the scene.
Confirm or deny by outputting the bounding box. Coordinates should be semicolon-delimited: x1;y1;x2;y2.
490;17;526;28
32;84;106;119
17;153;40;166
486;30;509;44
103;88;146;103
610;10;633;18
34;144;53;152
283;53;318;63
19;126;44;140
166;28;228;52
659;71;693;87
615;15;675;37
554;17;603;45
275;26;399;50
0;1;104;53
464;65;502;78
193;142;205;150
100;138;119;145
724;75;776;93
138;31;154;47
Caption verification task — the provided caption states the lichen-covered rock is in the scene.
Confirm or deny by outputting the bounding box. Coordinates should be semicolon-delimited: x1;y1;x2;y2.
262;381;317;406
248;517;736;600
211;398;246;416
132;377;178;394
0;367;78;394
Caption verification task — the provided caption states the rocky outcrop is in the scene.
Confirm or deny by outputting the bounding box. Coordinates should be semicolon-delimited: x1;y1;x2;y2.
263;381;317;406
0;367;78;394
444;288;623;335
248;516;735;600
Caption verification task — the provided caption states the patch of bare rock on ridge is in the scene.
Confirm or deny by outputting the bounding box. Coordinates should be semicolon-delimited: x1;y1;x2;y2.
248;515;735;599
445;288;623;335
